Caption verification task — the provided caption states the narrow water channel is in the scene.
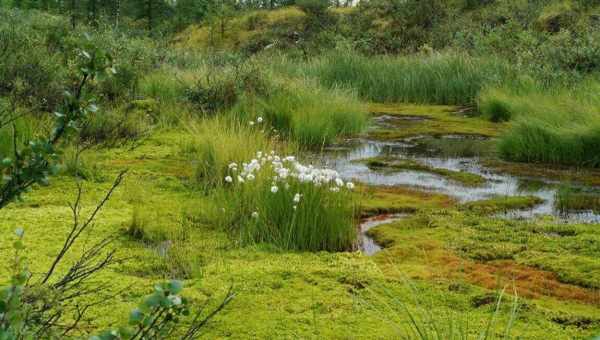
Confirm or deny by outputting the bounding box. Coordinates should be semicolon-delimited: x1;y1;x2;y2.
320;114;600;254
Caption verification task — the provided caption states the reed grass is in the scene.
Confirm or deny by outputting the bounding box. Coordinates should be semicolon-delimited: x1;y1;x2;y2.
231;78;368;148
304;52;513;105
484;80;600;167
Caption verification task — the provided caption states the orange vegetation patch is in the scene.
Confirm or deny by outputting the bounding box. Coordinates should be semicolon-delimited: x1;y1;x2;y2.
378;238;600;305
466;260;600;305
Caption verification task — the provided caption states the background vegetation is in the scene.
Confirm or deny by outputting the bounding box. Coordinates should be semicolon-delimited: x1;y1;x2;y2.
2;0;600;338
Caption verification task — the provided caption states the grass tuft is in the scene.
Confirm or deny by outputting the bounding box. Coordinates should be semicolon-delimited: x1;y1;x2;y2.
304;52;513;105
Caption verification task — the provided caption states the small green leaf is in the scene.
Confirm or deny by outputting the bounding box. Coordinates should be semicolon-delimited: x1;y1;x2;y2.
144;293;162;308
168;280;184;294
129;308;144;325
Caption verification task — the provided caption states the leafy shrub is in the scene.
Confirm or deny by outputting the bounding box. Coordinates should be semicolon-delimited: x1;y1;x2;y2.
297;0;330;17
79;106;152;145
1;231;231;339
245;12;269;30
0;12;66;110
217;150;357;251
98;62;140;101
185;63;269;114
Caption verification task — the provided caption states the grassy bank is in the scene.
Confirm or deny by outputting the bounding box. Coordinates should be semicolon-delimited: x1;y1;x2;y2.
479;81;600;167
302;52;514;105
230;78;368;148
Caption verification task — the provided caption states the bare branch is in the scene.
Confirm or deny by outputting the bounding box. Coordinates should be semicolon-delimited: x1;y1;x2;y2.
41;169;127;284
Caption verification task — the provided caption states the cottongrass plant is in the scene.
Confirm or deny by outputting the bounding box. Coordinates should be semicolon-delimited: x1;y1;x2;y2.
181;117;284;190
218;150;358;251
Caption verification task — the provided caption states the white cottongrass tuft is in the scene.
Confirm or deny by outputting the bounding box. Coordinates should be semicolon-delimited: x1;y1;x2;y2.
225;151;353;209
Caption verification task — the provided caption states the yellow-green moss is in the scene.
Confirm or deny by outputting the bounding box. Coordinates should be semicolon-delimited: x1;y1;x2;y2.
363;156;487;187
367;103;506;139
174;7;306;51
2;114;600;338
358;184;455;217
483;159;600;186
461;195;545;214
365;210;600;336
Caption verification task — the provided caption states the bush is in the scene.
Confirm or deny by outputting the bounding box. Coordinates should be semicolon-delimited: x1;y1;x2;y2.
185;63;269;114
79;106;152;145
216;150;357;251
297;0;330;17
0;12;66;110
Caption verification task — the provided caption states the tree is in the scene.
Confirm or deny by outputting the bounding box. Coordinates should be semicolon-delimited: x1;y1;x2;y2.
0;37;114;209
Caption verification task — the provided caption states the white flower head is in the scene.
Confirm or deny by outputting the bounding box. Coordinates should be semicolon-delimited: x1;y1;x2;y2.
225;176;233;183
271;185;279;193
249;121;255;126
293;193;301;203
257;116;263;123
346;182;355;190
228;162;237;169
252;211;259;218
247;174;255;181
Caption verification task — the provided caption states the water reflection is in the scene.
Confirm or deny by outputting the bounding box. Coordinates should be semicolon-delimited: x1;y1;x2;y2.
321;138;600;224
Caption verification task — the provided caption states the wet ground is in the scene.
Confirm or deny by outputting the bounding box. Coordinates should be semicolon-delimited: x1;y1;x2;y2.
320;111;600;254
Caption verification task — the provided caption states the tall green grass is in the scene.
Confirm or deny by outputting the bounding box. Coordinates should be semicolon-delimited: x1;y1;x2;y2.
231;78;368;147
214;153;357;251
365;283;520;339
480;80;600;167
180;117;288;190
138;67;197;126
302;52;514;105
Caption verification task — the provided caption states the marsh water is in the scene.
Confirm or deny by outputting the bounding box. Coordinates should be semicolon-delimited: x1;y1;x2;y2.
319;114;600;254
